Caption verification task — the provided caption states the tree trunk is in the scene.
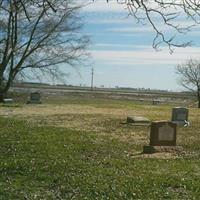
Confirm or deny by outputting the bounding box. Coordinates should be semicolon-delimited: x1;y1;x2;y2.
0;74;5;102
0;74;10;103
0;90;6;103
0;69;16;102
198;89;200;108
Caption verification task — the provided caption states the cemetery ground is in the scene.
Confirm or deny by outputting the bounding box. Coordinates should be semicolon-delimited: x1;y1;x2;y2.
0;94;200;199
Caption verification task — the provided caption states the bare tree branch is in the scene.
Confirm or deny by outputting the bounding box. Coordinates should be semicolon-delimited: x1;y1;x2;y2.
176;59;200;108
94;0;200;52
0;0;89;101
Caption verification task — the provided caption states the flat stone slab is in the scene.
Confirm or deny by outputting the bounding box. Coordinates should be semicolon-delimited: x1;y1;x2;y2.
3;99;14;104
127;116;151;124
143;145;183;154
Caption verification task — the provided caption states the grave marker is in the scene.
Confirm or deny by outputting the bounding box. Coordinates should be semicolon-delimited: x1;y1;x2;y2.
3;99;14;104
150;121;176;146
152;99;160;105
171;107;189;126
27;92;41;104
143;121;180;153
127;116;151;124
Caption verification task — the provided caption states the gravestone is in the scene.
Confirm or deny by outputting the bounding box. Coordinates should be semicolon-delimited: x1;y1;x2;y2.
27;92;41;104
150;121;176;146
152;99;160;105
171;107;189;126
143;121;180;153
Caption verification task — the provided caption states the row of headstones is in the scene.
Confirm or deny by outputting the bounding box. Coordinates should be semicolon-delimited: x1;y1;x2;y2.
144;107;189;153
3;92;41;104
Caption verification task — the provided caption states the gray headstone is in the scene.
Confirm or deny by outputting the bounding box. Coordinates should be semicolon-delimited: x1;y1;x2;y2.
152;100;160;105
171;107;189;125
27;92;41;104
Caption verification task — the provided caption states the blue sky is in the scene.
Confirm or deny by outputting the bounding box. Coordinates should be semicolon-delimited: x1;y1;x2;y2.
66;1;200;91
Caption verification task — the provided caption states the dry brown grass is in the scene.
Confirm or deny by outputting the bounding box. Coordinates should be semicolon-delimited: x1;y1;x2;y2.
0;103;152;145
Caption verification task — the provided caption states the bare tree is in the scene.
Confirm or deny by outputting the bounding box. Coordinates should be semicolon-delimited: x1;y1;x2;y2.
0;0;89;102
176;59;200;108
97;0;200;51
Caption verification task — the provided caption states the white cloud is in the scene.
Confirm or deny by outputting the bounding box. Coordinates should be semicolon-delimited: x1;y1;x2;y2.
86;18;133;24
108;26;154;33
107;20;197;34
90;47;200;66
80;1;127;12
95;43;153;49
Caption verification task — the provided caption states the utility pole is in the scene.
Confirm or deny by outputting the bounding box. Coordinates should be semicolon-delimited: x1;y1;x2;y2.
91;67;94;90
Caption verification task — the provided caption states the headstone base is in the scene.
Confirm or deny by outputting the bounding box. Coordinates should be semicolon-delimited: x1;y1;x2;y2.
172;121;186;126
27;100;42;104
143;145;183;154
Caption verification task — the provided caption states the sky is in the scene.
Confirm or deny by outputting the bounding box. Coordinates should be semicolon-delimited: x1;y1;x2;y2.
65;1;200;91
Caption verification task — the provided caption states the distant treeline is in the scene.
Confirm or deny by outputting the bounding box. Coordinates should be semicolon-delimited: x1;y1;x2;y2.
12;81;192;95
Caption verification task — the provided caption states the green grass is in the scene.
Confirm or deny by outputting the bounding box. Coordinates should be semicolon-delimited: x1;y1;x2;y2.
0;103;22;108
1;117;200;199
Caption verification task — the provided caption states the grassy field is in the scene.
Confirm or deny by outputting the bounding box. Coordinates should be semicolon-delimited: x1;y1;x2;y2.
0;97;200;199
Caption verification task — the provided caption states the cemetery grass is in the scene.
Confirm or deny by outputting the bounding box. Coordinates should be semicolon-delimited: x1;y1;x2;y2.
0;98;200;199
